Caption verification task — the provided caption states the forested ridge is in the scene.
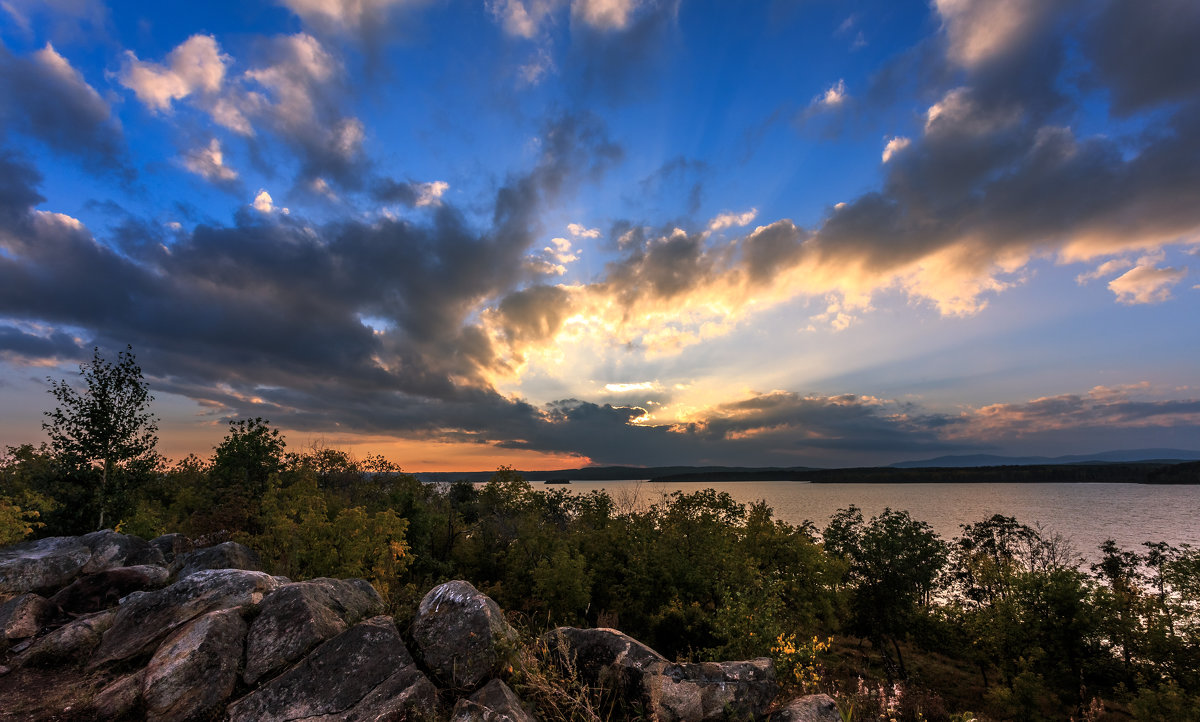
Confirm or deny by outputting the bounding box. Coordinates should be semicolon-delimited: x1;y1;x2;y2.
3;350;1199;720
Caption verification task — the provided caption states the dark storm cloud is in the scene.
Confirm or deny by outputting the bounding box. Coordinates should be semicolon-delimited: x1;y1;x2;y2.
1084;0;1200;115
0;43;126;175
0;325;85;362
0;116;623;441
495;393;972;467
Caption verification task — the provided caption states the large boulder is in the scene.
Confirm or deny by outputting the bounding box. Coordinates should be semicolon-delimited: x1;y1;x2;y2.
546;627;778;721
412;580;519;689
542;626;667;701
243;577;383;685
450;679;536;722
226;615;437;721
48;565;171;615
0;593;57;644
176;541;261;579
142;607;248;722
771;693;842;722
0;536;92;596
19;609;116;666
91;568;278;666
79;530;164;573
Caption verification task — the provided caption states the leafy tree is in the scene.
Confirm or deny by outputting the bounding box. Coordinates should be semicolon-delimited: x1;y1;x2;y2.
43;346;158;530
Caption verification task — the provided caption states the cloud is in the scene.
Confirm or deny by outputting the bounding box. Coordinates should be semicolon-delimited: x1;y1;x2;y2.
183;138;239;184
0;115;621;447
881;136;910;163
1107;264;1188;305
489;0;562;39
280;0;431;34
708;209;757;232
933;0;1050;69
567;223;600;238
814;79;847;108
572;0;639;31
1083;0;1200;115
0;43;124;171
961;386;1200;438
373;178;449;207
1076;258;1131;285
119;35;229;112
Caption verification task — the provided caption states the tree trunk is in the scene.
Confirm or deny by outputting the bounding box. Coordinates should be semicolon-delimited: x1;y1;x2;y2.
97;460;109;531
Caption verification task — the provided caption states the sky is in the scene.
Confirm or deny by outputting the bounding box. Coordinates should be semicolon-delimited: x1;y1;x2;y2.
0;0;1198;472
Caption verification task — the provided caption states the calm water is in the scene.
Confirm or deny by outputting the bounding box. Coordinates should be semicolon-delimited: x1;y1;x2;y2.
555;480;1200;564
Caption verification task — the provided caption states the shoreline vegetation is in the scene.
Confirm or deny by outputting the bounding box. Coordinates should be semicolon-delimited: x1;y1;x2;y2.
3;352;1199;720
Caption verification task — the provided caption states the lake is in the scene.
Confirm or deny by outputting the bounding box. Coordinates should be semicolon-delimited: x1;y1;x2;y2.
554;480;1200;564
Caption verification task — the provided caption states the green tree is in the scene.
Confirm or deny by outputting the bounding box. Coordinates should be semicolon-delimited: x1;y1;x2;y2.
43;346;158;530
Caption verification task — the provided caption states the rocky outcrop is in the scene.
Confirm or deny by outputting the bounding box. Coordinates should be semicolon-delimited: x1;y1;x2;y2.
0;532;811;722
243;577;383;685
227;615;437;721
770;693;842;721
0;536;92;596
91;568;278;666
413;579;519;689
142;608;247;721
176;541;260;579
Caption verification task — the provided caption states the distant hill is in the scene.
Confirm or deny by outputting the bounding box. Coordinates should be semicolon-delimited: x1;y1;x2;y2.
413;465;817;484
888;448;1200;468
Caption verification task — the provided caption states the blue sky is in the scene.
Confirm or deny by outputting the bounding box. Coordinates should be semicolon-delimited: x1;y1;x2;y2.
1;0;1198;470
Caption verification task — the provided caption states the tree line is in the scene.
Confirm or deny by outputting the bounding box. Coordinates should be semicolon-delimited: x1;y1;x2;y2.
2;347;1199;721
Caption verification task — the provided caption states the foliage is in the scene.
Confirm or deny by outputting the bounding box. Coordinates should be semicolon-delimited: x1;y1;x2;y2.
772;633;832;694
42;346;158;530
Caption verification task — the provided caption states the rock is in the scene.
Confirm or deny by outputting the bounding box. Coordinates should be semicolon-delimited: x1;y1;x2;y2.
0;593;57;642
450;679;535;722
227;615;436;721
142;607;247;722
243;577;383;685
79;530;164;573
176;541;261;579
149;533;194;566
542;626;667;701
91;568;278;666
91;669;146;720
546;627;777;721
0;536;92;596
650;658;778;721
335;663;439;721
412;580;519;689
48;565;171;615
19;609;115;666
771;693;842;722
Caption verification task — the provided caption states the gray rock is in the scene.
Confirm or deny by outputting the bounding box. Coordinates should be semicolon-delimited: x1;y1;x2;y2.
142;607;247;722
546;627;777;721
412;580;519;689
227;615;434;721
0;593;56;642
771;693;842;722
243;577;383;685
19;609;115;666
91;568;278;666
450;679;535;722
80;530;164;573
149;533;194;566
176;541;261;579
48;565;170;615
542;626;667;702
91;668;146;720
650;658;778;722
0;536;92;596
